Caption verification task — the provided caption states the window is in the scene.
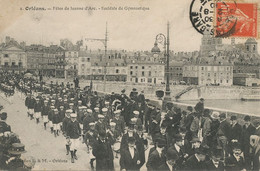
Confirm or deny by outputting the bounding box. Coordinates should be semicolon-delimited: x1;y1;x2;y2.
208;73;210;77
149;71;151;77
130;71;133;75
135;66;138;69
201;67;204;70
4;54;8;58
142;71;145;76
87;58;90;62
116;69;119;73
4;62;8;66
227;80;229;83
148;78;152;83
11;62;15;66
98;69;102;73
142;66;145;69
81;58;85;62
220;80;222;83
130;66;133;69
214;73;216;77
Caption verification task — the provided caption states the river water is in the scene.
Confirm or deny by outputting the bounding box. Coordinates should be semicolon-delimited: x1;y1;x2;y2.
180;100;260;115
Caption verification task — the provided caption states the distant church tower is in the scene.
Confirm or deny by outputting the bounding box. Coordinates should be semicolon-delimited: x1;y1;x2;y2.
231;38;235;46
245;38;258;54
200;31;222;57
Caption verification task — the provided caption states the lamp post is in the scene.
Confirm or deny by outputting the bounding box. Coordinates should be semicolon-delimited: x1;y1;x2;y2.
85;22;108;93
155;22;171;109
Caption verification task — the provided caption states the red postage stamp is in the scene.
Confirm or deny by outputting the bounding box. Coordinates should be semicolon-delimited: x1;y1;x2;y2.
215;1;258;38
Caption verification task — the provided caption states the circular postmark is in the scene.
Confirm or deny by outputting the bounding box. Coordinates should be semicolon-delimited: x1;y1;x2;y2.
190;0;215;35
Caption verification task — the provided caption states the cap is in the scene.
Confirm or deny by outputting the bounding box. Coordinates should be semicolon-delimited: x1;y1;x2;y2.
133;111;139;115
66;109;73;113
200;98;204;101
87;109;93;113
70;113;77;118
69;103;74;106
50;106;55;109
94;107;99;111
44;100;48;103
110;122;116;126
54;109;58;112
78;100;82;103
102;108;108;112
121;89;126;93
98;114;105;119
157;138;166;148
190;137;201;143
114;110;121;115
60;106;64;108
128;137;136;144
196;145;209;155
105;101;109;105
167;148;180;161
89;122;95;126
173;134;183;142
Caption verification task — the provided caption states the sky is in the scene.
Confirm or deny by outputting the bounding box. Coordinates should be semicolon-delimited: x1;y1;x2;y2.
0;0;259;53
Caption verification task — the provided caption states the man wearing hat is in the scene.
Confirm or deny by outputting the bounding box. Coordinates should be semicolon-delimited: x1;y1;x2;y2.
92;131;114;171
95;114;108;135
25;93;35;120
52;109;61;137
120;121;139;151
194;98;204;114
166;146;180;171
241;115;256;169
111;110;125;135
187;137;202;156
83;109;95;135
120;137;143;171
205;147;224;170
167;134;187;170
67;113;81;163
216;113;231;157
225;142;246;171
5;143;26;170
146;138;168;170
229;115;242;145
207;111;220;148
183;145;208;170
34;98;42;124
0;112;11;134
42;100;50;130
84;122;98;169
130;88;138;102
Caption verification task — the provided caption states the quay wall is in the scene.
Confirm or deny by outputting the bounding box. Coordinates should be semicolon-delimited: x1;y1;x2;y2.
44;78;260;101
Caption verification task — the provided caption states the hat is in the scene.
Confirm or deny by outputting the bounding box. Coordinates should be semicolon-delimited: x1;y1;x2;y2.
110;122;116;127
66;109;73;113
78;100;82;103
219;113;226;119
157;138;166;148
60;106;64;108
0;112;7;120
102;108;108;112
105;101;109;105
70;113;77;118
50;106;55;109
114;110;121;115
173;134;183;142
98;114;104;119
99;131;106;138
200;98;204;101
82;106;87;109
190;137;201;143
51;99;55;102
64;99;68;102
133;111;139;115
211;111;219;120
230;115;237;121
87;109;93;113
244;115;251;121
210;147;222;158
69;103;74;106
121;89;126;93
89;122;95;126
54;109;58;112
58;97;62;100
130;118;137;124
44;100;48;103
8;143;26;155
94;107;99;111
232;142;241;150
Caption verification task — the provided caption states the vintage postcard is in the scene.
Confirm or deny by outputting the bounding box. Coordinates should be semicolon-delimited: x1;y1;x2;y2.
0;0;260;170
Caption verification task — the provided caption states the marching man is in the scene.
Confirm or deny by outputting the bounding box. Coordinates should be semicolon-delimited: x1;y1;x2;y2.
25;93;35;120
67;113;81;163
34;98;42;124
42;100;50;130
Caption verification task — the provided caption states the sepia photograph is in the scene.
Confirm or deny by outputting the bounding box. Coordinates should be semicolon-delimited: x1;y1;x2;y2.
0;0;260;170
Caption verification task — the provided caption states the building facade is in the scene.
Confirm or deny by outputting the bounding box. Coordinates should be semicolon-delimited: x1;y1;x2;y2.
183;61;233;86
0;41;27;73
64;48;79;79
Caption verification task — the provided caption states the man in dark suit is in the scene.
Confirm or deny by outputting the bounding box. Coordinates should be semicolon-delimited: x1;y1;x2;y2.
146;138;168;170
167;134;188;170
120;137;143;171
0;112;11;134
225;143;246;171
183;145;208;170
92;131;114;171
241;115;256;169
205;147;224;171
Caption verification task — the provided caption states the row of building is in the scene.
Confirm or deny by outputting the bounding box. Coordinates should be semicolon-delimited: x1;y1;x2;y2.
0;36;260;87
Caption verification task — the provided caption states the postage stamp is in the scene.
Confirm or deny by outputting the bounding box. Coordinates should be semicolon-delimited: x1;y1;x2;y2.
215;1;258;38
190;0;260;38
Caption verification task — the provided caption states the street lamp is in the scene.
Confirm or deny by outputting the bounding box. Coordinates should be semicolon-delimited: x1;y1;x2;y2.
155;22;171;109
